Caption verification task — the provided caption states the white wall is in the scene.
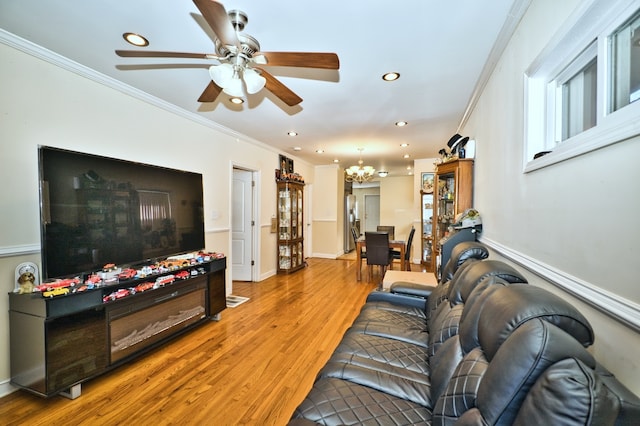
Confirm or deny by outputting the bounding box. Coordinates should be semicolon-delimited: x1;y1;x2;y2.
462;0;640;394
0;41;313;395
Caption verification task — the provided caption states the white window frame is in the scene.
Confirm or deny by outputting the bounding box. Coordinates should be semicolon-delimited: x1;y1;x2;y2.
524;0;640;173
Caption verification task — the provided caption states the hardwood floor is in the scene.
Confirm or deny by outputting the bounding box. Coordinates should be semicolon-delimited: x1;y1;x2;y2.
0;258;377;426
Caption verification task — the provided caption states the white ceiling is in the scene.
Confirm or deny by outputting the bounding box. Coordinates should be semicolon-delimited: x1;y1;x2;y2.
0;0;523;177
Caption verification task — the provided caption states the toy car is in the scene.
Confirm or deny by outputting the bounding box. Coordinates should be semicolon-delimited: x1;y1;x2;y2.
175;270;189;280
43;287;69;298
34;277;80;293
85;274;102;285
118;268;137;280
134;281;154;293
154;274;175;288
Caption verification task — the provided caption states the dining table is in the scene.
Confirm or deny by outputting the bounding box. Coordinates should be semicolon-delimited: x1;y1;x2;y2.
355;237;406;281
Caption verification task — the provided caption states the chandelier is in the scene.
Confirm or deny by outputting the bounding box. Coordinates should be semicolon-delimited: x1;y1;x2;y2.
345;149;376;183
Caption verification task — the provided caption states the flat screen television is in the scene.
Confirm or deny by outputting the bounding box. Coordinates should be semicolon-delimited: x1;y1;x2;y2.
39;146;205;279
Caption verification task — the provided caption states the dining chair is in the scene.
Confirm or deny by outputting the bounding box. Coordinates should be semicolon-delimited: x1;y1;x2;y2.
376;226;395;240
351;226;366;273
392;226;415;271
364;231;394;286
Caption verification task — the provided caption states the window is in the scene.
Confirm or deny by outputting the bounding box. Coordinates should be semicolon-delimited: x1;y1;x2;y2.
524;0;640;172
609;9;640;112
555;43;598;142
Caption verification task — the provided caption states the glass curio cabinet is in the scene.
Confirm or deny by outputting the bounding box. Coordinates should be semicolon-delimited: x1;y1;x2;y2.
277;180;305;273
432;159;474;273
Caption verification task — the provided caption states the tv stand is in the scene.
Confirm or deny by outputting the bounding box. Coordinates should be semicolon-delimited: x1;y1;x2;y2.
9;257;226;398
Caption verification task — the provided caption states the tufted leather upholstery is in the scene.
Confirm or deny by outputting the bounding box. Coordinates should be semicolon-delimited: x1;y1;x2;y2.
290;242;639;425
439;241;489;284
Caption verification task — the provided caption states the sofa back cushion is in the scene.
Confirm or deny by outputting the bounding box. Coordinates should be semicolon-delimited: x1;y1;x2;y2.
440;241;489;284
512;358;619;426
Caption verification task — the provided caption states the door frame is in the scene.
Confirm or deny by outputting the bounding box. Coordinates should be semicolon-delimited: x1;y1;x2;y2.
230;163;260;282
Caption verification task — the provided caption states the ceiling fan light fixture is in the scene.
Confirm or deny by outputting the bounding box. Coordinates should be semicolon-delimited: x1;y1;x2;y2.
209;63;234;88
222;78;244;97
243;68;266;94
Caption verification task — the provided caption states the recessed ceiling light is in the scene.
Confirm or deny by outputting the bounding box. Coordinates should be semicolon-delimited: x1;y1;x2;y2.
288;131;298;136
403;154;410;159
395;121;408;127
378;171;388;177
400;143;409;147
229;97;244;104
406;165;412;170
382;72;400;81
333;159;340;163
316;149;324;153
123;32;149;47
293;146;302;151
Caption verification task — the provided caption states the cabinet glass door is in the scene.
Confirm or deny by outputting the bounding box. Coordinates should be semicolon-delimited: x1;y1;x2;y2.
421;192;434;267
436;174;456;242
276;181;305;273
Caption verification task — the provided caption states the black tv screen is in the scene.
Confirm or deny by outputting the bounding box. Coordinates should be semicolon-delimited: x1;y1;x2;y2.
39;146;205;279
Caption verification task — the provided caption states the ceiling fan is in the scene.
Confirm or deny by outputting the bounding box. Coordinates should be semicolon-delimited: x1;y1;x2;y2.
115;0;340;107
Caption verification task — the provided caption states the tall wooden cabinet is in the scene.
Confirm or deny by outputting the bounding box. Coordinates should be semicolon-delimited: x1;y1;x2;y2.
276;180;305;273
432;159;474;273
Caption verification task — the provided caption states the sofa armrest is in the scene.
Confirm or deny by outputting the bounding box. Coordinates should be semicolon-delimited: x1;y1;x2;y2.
390;281;436;299
365;290;427;310
597;366;640;426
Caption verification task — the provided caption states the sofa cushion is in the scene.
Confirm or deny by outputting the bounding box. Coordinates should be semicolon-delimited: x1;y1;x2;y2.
473;319;596;426
440;241;489;284
477;285;594;358
292;377;432;425
447;260;527;305
319;361;432;407
512;358;619;426
330;332;430;375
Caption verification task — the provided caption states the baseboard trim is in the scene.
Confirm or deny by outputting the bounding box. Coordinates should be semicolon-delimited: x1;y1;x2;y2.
0;380;17;399
480;237;640;332
312;253;339;259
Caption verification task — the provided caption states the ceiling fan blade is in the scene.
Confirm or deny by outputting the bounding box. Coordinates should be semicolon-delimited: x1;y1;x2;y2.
257;68;303;107
198;81;223;102
193;0;239;49
116;50;217;59
259;52;340;70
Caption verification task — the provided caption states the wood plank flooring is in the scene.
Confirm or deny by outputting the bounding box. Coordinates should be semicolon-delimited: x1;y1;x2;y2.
0;257;377;426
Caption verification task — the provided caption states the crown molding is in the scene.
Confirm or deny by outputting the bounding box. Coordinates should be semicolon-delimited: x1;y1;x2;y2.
457;0;532;132
0;29;289;159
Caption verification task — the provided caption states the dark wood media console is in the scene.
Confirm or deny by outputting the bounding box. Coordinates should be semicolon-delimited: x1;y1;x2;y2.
9;257;226;398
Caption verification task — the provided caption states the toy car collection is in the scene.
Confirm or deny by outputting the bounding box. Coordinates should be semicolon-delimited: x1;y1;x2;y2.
29;251;225;302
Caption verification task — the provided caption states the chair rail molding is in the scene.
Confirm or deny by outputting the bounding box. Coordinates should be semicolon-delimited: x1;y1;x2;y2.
480;236;640;332
0;244;41;258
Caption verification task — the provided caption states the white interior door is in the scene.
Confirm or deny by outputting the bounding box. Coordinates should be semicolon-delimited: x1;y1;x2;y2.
364;194;380;233
232;168;253;281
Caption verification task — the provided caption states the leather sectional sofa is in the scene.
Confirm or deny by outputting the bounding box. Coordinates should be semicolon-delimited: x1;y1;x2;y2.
290;242;640;425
